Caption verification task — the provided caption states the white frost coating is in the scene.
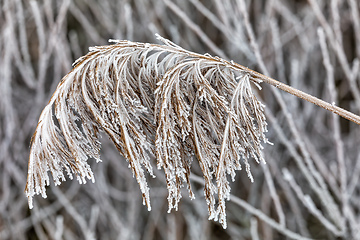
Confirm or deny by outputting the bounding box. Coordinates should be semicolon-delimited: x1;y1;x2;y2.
26;36;269;228
25;64;101;209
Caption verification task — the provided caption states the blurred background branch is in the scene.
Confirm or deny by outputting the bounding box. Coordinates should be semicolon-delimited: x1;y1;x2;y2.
1;0;360;239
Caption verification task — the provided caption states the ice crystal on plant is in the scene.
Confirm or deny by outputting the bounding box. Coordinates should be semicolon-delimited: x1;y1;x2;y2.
25;35;269;228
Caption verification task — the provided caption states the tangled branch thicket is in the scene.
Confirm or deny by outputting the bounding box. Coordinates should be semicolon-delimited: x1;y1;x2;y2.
2;0;360;239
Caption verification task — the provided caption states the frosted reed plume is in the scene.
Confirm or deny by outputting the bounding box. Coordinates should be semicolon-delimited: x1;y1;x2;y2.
25;35;270;228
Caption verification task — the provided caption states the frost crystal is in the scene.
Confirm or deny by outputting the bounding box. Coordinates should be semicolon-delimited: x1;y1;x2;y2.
25;36;269;228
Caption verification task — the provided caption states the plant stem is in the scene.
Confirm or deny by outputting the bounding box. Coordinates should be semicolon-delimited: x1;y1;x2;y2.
233;63;360;126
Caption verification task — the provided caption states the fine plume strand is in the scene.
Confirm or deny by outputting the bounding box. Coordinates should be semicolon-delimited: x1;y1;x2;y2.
25;35;360;229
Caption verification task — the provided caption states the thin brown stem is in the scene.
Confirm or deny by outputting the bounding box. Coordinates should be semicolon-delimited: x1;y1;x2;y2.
225;60;360;125
251;70;360;126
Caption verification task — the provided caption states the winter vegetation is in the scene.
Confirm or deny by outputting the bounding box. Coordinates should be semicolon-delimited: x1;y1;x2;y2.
1;0;360;239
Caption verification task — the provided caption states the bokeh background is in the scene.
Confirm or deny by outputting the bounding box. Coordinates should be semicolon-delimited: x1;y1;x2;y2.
1;0;360;239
